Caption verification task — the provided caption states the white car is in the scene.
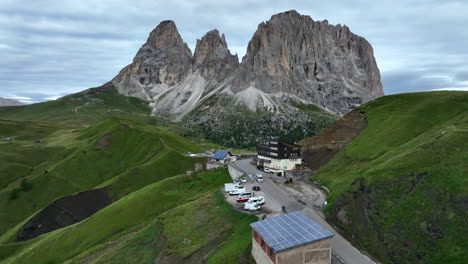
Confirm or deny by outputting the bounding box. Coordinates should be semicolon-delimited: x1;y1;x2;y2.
256;173;264;182
229;186;246;195
247;196;265;205
263;168;270;173
240;178;247;183
244;202;261;211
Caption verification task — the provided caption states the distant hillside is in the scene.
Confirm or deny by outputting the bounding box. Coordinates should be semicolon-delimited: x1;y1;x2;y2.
0;98;24;106
302;91;468;264
0;117;257;263
0;82;151;126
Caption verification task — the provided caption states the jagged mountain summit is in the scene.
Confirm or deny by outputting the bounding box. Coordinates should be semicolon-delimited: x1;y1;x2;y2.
112;10;383;147
113;10;383;120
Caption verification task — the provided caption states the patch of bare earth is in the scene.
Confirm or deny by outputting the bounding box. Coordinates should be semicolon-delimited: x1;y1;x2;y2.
96;134;112;149
17;188;111;241
299;109;367;170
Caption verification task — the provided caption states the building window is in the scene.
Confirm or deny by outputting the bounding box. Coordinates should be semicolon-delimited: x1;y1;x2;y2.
269;248;274;256
270;152;278;156
253;230;258;239
261;239;265;246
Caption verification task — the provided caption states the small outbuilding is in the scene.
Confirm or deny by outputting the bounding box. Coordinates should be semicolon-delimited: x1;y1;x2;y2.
250;211;334;264
2;137;12;141
209;150;236;164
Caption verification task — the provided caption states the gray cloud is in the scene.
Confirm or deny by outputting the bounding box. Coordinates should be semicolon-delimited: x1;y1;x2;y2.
455;71;468;82
0;0;467;103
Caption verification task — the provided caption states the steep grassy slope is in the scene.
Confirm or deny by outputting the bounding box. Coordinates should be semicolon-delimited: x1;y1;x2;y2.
0;116;258;264
0;170;257;264
313;91;468;264
0;117;203;237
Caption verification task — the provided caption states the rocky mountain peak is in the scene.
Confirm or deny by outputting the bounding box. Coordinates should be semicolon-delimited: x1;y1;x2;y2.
113;21;192;100
232;10;383;114
193;29;238;79
145;20;186;49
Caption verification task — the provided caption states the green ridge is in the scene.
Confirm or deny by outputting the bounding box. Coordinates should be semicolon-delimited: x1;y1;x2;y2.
314;91;468;263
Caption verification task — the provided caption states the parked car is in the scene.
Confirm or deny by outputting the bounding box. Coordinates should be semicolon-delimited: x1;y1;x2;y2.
240;177;247;183
229;186;246;195
247;196;265;205
252;185;261;191
236;194;252;203
244;202;261;211
256;173;264;182
263;168;270;173
256;165;264;171
234;179;241;184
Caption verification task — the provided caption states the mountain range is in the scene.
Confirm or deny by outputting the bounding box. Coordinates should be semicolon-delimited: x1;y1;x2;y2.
111;10;383;147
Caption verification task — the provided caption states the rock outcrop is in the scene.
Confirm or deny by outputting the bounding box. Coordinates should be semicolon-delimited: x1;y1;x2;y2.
113;21;192;101
230;10;383;114
193;29;239;80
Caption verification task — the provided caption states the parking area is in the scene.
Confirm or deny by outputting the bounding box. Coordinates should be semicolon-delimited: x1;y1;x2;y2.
222;177;283;218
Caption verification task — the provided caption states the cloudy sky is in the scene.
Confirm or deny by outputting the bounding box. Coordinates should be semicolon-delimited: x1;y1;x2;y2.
1;0;467;103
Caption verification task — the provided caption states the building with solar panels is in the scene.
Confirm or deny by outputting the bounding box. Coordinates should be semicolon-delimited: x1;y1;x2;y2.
209;150;236;164
250;211;334;264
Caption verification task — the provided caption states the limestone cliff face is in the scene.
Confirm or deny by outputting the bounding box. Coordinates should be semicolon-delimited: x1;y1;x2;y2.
193;29;239;80
231;10;383;115
112;10;384;120
112;21;192;101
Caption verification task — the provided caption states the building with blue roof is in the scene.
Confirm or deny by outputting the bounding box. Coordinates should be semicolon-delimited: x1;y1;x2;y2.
250;211;334;264
209;150;236;164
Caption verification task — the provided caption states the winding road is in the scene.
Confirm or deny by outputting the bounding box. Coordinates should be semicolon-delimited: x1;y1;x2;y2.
233;158;376;264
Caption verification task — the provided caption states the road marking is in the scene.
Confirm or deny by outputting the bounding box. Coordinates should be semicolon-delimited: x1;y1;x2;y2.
332;251;345;263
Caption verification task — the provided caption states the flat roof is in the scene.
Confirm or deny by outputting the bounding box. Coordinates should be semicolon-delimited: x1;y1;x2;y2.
250;211;333;252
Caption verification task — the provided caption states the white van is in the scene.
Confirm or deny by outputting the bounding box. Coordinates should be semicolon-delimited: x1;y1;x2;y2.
228;186;245;195
244;203;261;211
246;196;265;205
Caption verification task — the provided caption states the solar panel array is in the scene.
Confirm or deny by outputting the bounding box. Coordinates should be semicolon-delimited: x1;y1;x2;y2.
212;150;229;159
251;211;333;252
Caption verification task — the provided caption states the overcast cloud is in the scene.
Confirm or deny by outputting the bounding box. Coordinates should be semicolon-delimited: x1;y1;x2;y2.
0;0;467;103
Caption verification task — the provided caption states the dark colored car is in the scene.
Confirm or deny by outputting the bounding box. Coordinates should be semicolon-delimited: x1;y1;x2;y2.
252;185;261;191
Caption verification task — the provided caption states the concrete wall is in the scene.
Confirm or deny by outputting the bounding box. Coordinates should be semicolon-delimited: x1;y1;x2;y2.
228;164;244;180
206;162;225;170
252;238;275;264
276;238;332;264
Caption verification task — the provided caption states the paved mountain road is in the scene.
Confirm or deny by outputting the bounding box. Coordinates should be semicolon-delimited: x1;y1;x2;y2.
234;158;376;264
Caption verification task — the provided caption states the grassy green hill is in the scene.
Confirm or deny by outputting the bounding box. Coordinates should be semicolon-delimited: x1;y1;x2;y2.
312;91;468;263
0;83;151;126
0;115;257;263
